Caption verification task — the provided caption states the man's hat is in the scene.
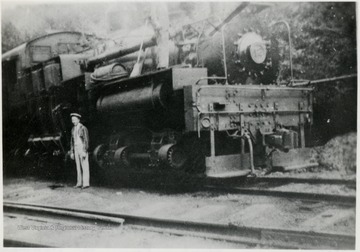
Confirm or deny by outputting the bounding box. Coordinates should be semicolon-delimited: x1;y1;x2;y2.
70;113;81;119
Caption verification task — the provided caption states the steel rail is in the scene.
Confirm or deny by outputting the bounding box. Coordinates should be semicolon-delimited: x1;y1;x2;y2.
4;239;52;248
204;185;356;206
3;201;355;249
208;176;356;187
248;176;356;187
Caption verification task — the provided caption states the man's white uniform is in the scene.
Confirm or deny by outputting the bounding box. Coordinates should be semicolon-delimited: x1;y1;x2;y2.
70;113;90;188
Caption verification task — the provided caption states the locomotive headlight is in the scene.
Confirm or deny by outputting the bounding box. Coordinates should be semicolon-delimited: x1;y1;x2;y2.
201;117;211;128
249;42;267;64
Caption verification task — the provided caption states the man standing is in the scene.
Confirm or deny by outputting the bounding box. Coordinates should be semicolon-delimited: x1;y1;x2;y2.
70;113;90;189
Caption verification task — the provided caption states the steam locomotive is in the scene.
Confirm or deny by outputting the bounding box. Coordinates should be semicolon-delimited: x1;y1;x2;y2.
2;3;315;178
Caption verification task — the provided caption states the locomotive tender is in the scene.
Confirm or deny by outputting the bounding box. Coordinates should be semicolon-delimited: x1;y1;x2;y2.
2;4;314;177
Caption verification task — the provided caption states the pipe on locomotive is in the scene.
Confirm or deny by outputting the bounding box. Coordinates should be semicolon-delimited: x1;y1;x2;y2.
270;20;293;85
85;36;157;70
220;19;228;85
244;133;255;174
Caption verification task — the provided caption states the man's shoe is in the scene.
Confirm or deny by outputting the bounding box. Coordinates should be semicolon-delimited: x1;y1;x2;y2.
81;186;90;190
73;185;82;188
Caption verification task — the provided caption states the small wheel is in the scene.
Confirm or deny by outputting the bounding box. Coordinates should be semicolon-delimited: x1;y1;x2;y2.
93;144;107;168
167;146;187;169
159;144;187;170
114;146;130;167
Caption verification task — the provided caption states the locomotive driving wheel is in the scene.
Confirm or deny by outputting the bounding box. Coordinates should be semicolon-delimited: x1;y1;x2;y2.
159;144;188;170
93;144;107;169
114;146;131;167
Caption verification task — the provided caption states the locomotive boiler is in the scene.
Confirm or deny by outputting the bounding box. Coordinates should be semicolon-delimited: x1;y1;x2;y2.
2;3;315;177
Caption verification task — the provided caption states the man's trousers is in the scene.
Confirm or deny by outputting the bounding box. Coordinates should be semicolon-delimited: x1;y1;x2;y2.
74;145;90;187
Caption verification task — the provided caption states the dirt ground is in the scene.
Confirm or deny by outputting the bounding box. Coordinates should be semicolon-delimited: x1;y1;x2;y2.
312;132;356;176
4;212;244;248
3;176;355;237
266;132;357;180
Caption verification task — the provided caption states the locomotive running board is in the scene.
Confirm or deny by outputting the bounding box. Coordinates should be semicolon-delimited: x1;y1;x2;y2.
27;133;65;154
271;148;319;171
205;153;251;178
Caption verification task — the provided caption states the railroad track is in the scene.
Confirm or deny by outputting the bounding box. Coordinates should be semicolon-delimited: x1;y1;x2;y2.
4;239;51;248
202;175;356;206
204;185;356;206
206;175;356;187
246;176;356;187
3;201;355;249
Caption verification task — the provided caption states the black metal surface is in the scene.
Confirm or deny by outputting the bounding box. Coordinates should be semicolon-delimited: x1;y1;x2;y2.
96;83;168;113
3;201;355;249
